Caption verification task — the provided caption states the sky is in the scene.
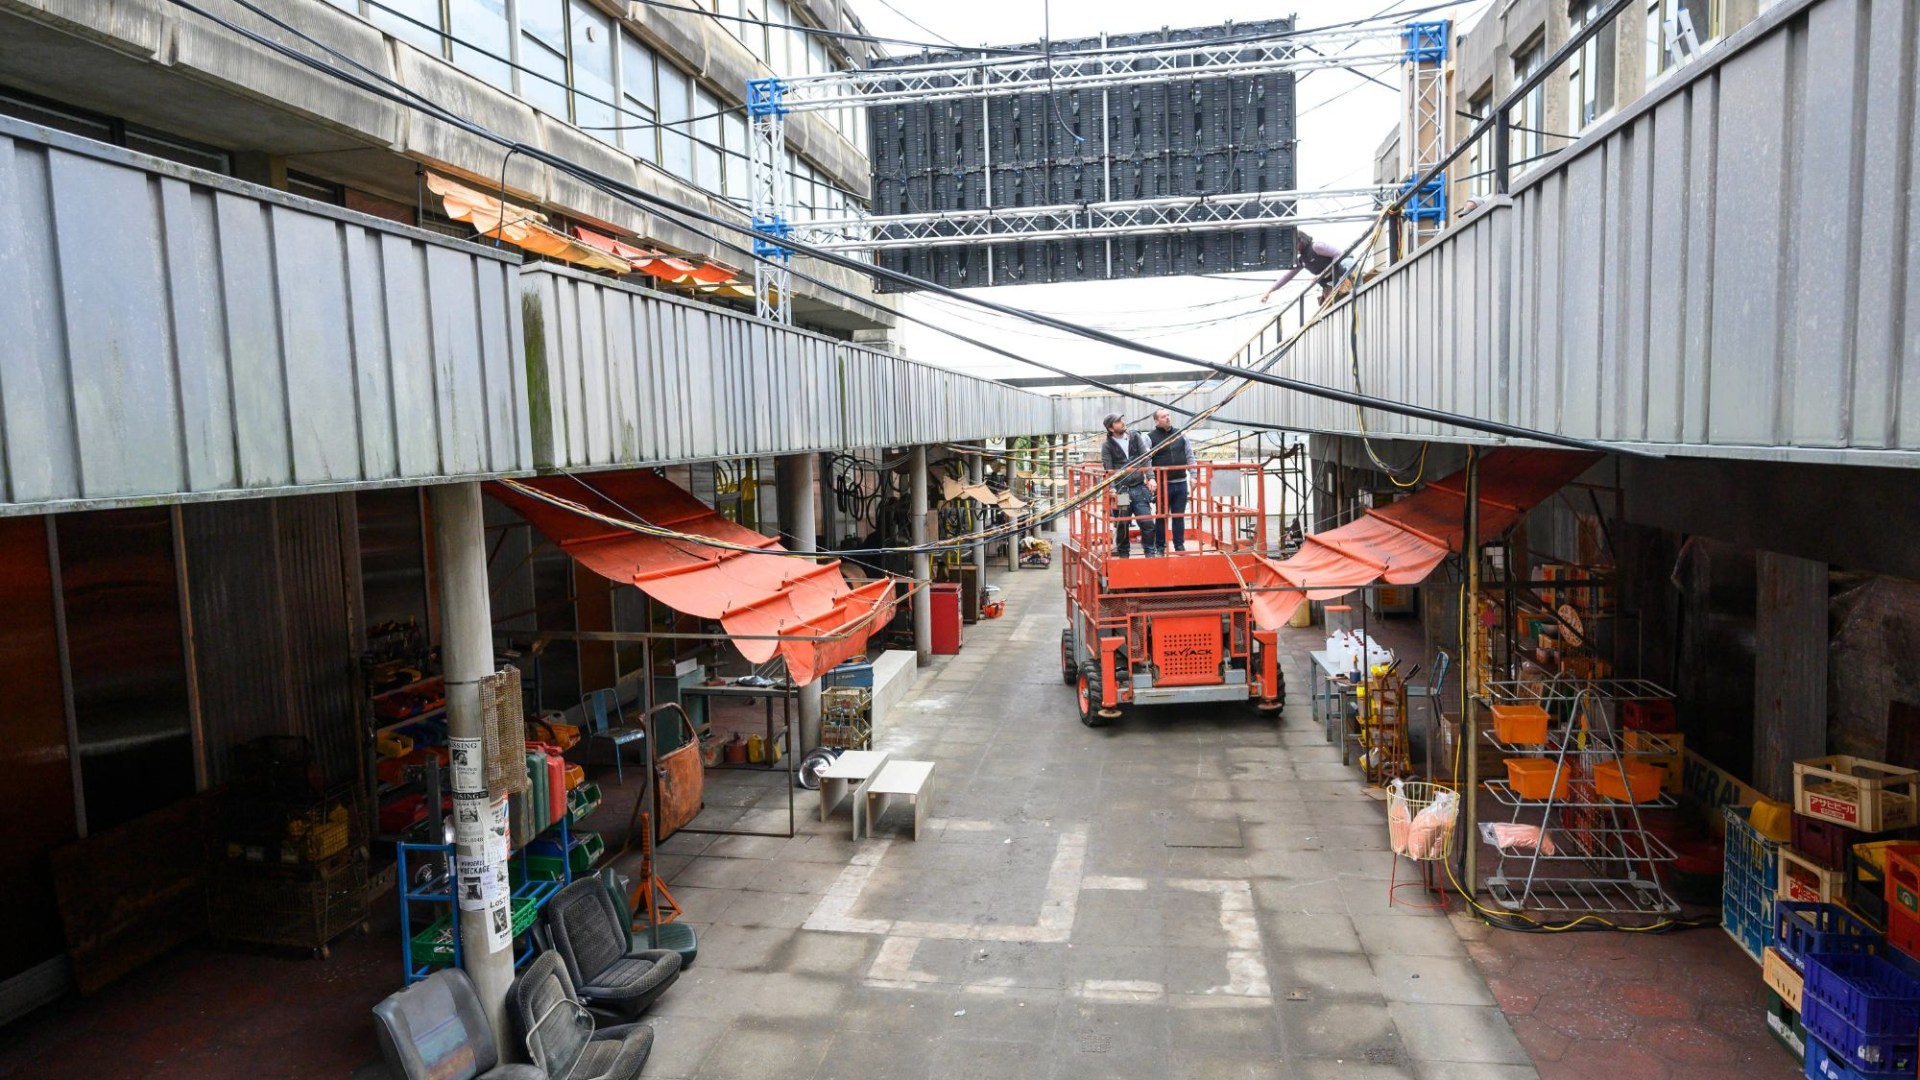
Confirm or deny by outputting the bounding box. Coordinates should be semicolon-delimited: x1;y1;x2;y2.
844;0;1490;382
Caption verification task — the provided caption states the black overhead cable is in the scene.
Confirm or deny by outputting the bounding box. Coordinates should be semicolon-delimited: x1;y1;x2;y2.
166;0;1638;459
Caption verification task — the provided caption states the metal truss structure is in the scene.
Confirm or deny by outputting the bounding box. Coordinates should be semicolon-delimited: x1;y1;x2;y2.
1399;22;1452;248
795;186;1394;252
747;20;1442;320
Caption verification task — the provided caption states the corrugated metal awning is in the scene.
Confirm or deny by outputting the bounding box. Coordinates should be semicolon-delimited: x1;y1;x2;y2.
425;174;631;272
1245;449;1601;629
488;472;895;684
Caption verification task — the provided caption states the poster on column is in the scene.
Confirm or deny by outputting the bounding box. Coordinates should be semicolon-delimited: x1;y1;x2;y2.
456;853;499;911
484;798;512;952
449;736;483;793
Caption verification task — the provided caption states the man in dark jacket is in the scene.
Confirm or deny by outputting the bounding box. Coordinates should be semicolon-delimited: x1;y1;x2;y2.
1101;412;1158;557
1148;409;1192;552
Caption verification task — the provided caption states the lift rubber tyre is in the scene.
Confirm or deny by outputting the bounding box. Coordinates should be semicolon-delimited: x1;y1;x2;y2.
1061;629;1078;686
1077;666;1109;728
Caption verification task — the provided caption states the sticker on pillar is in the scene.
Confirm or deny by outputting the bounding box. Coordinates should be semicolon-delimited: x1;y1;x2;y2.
450;736;483;793
487;798;510;863
486;861;512;953
452;791;488;857
457;854;495;911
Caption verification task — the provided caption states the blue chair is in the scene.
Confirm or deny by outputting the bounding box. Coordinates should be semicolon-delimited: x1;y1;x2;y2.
583;689;646;785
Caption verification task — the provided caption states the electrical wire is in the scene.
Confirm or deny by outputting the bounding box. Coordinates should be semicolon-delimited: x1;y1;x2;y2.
623;0;1039;56
866;0;963;50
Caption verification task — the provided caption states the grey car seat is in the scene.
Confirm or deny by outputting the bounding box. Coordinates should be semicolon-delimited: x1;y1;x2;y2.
510;951;653;1080
545;877;683;1019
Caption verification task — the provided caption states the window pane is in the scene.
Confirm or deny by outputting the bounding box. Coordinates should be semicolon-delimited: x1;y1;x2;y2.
371;0;447;59
521;37;571;118
724;110;748;196
695;87;723;190
450;0;513;91
620;34;659;160
571;1;616;139
521;0;567;51
660;67;693;177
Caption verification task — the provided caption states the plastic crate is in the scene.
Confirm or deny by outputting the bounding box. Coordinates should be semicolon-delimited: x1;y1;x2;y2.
1800;953;1920;1073
1764;987;1805;1060
1726;805;1785;964
1803;1031;1874;1080
1765;947;1805;1011
1888;906;1920;963
408;897;539;966
566;781;602;825
1847;842;1904;931
1884;845;1920;921
1782;847;1848;904
1774;902;1880;971
1795;813;1866;870
1796;757;1920;833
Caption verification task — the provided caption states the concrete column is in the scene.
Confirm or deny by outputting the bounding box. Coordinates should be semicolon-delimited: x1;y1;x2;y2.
911;446;932;666
1755;551;1829;800
969;446;986;582
1005;445;1019;573
428;482;513;1053
819;452;839;551
784;454;823;752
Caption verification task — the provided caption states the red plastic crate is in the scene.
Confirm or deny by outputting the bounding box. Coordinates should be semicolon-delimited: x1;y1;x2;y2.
1793;813;1864;871
1886;845;1920;921
1889;906;1920;963
1619;699;1677;733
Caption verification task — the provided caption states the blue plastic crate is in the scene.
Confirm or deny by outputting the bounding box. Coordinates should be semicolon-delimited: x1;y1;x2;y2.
1805;1032;1877;1079
1776;902;1881;970
823;661;874;689
1725;806;1783;963
1803;996;1917;1075
1802;953;1920;1074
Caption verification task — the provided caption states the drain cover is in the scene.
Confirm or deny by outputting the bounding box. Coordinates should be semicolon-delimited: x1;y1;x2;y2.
1284;988;1311;1001
1079;1033;1113;1053
1364;1047;1400;1065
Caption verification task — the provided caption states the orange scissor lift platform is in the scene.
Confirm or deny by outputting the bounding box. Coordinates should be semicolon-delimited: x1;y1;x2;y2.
1057;460;1285;727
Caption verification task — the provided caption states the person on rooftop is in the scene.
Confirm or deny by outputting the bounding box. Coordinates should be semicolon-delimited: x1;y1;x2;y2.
1260;231;1353;306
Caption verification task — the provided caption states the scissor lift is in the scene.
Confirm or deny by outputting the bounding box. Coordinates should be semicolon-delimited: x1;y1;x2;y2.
1058;461;1285;726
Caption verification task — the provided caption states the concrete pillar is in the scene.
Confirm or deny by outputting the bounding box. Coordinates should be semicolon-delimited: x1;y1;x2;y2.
1755;551;1829;800
819;452;839;551
783;454;823;751
911;446;932;666
1005;445;1019;574
969;446;986;582
428;482;513;1053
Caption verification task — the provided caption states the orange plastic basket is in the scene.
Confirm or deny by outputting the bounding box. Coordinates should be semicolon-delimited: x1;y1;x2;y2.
1506;758;1570;801
1594;760;1663;803
1490;703;1549;745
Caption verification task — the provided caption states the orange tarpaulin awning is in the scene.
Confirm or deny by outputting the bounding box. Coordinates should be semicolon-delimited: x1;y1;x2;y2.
426;174;631;273
487;472;896;684
1243;449;1601;630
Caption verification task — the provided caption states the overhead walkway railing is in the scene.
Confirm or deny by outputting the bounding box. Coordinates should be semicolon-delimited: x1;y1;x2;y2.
1239;0;1920;466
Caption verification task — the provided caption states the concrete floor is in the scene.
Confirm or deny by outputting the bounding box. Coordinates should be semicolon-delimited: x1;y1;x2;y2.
0;539;1798;1079
639;563;1535;1080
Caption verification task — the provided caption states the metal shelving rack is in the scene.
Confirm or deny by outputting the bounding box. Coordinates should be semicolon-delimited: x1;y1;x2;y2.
396;811;571;984
1480;679;1682;916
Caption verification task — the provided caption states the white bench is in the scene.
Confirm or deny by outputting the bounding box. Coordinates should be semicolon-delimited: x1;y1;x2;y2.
865;759;935;841
817;750;890;840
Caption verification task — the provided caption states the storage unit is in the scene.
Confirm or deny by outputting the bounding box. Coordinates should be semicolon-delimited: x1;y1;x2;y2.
929;584;963;655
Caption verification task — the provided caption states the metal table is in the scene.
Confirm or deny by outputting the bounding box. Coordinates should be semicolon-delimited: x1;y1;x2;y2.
680;680;795;770
1309;650;1361;765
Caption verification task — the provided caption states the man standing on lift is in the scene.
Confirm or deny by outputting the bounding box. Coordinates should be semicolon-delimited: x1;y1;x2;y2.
1148;409;1192;553
1101;412;1158;557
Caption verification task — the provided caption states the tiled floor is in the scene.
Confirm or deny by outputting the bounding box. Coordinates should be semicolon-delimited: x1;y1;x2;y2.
0;529;1798;1079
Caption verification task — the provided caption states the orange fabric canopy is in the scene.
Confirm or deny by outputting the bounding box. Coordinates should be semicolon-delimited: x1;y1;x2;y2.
573;227;741;287
486;472;896;684
1243;449;1601;630
426;175;631;273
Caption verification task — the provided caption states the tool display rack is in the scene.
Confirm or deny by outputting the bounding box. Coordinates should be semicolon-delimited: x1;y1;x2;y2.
396;808;573;984
1479;679;1682;916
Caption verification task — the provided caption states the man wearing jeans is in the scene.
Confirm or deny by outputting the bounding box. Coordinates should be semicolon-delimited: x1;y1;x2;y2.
1148;409;1192;552
1101;412;1158;557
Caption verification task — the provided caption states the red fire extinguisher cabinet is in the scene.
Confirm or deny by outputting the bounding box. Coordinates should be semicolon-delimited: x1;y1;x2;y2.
930;584;963;655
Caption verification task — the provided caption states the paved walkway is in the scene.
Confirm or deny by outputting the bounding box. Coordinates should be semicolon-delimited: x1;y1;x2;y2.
641;562;1533;1079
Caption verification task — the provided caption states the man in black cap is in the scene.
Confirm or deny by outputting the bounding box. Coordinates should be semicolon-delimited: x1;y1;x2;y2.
1148;408;1192;552
1100;412;1158;557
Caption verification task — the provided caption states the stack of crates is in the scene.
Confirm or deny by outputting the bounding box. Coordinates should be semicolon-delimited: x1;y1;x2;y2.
1741;754;1920;1077
1725;805;1784;963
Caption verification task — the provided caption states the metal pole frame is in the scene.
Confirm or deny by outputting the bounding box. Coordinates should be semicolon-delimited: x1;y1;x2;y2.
747;78;793;324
